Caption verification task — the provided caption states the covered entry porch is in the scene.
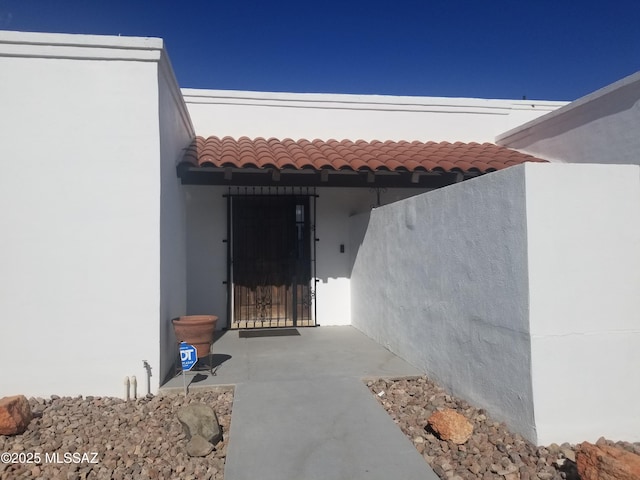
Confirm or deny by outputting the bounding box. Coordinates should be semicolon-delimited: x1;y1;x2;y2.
178;136;542;330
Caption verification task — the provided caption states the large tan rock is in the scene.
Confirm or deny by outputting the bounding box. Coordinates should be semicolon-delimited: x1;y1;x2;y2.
576;442;640;480
0;395;32;435
427;408;473;444
177;404;222;445
186;434;215;457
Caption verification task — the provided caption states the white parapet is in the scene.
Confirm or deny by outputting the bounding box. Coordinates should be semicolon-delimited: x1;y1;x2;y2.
182;88;566;143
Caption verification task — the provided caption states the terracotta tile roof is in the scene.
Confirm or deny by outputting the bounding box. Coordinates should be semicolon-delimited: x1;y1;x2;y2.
181;136;546;173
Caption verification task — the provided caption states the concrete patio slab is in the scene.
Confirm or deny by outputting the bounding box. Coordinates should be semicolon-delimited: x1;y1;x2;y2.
161;326;438;480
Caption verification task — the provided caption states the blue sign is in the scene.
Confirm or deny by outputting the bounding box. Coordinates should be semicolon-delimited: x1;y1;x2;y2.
179;342;198;371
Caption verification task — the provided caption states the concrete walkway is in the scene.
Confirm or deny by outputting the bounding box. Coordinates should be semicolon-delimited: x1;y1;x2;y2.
162;326;439;480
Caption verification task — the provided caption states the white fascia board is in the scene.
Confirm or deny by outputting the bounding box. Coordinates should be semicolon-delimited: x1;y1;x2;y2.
496;70;640;145
181;88;560;116
0;29;164;61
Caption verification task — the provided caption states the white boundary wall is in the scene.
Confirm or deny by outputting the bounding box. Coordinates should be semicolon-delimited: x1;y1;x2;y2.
350;166;536;440
0;31;192;397
526;163;640;444
183;89;566;143
350;163;640;445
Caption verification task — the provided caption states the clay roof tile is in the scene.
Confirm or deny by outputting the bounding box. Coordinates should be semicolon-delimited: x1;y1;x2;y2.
179;136;547;174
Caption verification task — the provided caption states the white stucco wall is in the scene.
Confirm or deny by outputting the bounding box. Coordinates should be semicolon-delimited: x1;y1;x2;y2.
315;187;425;325
497;71;640;165
184;186;228;326
349;166;536;440
182;89;566;143
0;31;188;397
157;51;195;384
525;163;640;444
350;162;640;445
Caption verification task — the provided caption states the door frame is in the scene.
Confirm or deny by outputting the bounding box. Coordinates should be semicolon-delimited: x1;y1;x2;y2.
224;186;318;329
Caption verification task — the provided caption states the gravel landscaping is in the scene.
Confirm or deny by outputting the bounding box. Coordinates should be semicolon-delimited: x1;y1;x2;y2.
0;388;233;480
368;376;640;480
4;375;639;480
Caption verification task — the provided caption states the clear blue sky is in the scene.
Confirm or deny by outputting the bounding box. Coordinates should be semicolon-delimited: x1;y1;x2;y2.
1;0;638;100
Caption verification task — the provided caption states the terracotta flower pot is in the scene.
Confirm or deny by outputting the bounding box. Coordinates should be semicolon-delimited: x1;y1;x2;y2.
172;315;218;358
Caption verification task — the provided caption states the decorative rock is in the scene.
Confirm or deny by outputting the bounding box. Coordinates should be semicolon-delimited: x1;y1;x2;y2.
177;403;222;445
186;434;215;457
0;395;32;435
497;463;518;475
468;462;482;475
576;441;640;480
0;389;232;479
560;446;576;462
368;376;640;480
427;408;474;444
548;443;561;454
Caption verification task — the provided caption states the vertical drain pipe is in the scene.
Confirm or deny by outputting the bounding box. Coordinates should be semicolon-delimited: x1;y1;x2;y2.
124;376;130;401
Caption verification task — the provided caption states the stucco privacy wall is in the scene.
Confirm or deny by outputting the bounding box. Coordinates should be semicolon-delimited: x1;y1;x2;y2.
0;31;190;397
184;185;429;327
350;162;640;445
182;89;566;142
525;163;640;445
497;71;640;165
350;166;535;440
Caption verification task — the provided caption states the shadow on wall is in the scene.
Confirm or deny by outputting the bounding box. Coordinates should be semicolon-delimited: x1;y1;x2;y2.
347;209;372;277
315;187;425;284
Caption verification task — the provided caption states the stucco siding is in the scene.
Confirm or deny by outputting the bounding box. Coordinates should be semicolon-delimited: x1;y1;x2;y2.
0;33;165;398
350;163;640;445
185;186;228;325
157;52;195;385
525;163;640;444
183;89;565;143
350;166;535;441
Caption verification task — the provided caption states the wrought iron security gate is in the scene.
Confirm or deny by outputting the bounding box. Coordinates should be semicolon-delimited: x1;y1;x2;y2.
226;187;317;328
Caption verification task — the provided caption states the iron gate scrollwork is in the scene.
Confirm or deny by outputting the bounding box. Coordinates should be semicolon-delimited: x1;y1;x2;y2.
226;187;317;328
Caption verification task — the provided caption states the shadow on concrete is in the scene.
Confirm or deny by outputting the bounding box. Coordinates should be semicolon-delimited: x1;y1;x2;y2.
191;373;209;384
